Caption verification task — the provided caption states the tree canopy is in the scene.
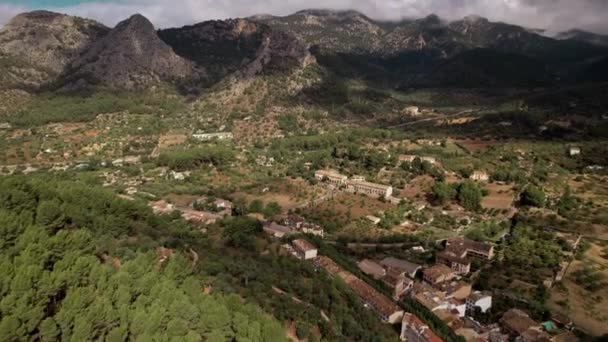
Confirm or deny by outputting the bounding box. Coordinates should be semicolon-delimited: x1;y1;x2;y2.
0;175;286;341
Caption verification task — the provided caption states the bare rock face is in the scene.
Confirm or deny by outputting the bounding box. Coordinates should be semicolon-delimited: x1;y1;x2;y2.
255;10;386;54
65;14;200;90
159;18;311;83
0;10;109;88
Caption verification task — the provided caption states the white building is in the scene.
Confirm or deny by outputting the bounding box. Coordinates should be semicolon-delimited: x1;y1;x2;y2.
366;215;382;225
292;239;318;260
466;291;492;314
405;106;420;116
470;171;490;182
192;132;233;141
170;170;188;181
346;179;393;199
569;147;581;156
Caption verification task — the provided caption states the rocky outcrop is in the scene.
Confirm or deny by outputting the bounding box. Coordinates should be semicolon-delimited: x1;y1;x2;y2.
0;10;108;88
254;10;386;54
64;14;200;90
160;19;311;83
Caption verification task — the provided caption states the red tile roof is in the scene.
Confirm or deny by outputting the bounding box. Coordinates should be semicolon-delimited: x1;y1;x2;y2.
402;313;443;342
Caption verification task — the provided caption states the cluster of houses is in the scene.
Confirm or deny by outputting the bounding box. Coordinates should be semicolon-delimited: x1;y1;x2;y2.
315;170;393;200
352;237;504;341
263;214;325;238
357;257;420;299
149;197;233;225
276;232;570;342
400;236;572;341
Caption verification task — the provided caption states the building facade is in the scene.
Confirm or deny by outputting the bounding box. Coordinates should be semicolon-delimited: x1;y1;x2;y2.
314;170;348;186
345;179;393;199
292;239;318;260
192;132;233;141
436;251;471;275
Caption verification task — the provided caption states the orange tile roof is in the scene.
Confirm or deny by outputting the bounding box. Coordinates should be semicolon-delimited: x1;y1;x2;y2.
316;256;401;319
402;313;444;342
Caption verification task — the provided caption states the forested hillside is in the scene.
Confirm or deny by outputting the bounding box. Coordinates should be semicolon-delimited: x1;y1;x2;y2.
0;175;286;341
0;174;397;341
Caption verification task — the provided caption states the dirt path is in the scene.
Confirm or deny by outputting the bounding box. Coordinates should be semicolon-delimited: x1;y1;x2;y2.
385;109;477;129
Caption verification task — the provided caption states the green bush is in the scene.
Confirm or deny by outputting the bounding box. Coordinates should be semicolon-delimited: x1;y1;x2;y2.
521;186;546;207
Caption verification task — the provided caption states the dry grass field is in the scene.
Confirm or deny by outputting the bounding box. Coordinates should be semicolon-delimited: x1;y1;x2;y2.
548;243;608;336
481;183;515;210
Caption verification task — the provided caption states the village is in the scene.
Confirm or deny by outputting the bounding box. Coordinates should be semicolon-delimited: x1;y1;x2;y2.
1;117;606;341
139;153;587;341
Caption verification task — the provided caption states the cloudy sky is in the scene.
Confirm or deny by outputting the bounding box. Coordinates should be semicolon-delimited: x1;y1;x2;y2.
1;0;607;34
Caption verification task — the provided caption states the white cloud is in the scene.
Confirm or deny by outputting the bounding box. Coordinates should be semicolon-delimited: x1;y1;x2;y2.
0;3;28;27
0;0;607;34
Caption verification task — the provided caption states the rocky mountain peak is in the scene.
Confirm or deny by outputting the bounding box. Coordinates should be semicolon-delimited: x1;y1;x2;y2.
0;10;108;89
64;13;199;90
115;13;155;32
4;10;64;26
463;15;489;25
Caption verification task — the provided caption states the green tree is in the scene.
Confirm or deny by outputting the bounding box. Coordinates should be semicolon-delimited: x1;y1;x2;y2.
457;181;483;211
222;217;262;249
521;186;546;207
248;200;264;214
263;202;282;218
431;181;457;205
39;317;60;342
36;200;65;233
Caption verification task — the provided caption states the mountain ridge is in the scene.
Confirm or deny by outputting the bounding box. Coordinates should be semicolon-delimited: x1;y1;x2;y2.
0;9;606;93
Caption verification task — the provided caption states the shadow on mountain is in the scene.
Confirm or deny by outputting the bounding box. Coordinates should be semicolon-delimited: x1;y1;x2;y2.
159;19;310;95
293;48;562;121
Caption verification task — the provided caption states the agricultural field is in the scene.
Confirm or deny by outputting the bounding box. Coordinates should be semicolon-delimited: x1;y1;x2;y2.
548;240;608;336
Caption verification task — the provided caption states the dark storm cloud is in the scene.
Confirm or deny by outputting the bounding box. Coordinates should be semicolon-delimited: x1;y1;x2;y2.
0;0;607;34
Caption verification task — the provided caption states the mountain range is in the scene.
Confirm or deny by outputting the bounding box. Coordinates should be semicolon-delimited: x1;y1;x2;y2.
0;9;607;93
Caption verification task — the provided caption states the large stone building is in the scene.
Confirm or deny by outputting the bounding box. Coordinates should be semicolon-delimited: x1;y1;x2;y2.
315;169;348;186
380;257;422;279
315;170;393;199
436;251;471;275
382;267;414;299
423;264;455;285
445;237;494;261
345;179;393;199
